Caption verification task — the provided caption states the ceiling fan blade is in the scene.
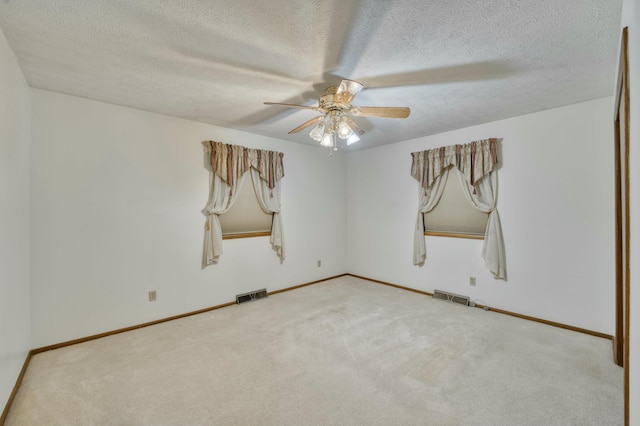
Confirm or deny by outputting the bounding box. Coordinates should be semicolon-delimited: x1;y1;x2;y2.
345;117;365;135
334;79;364;105
351;106;410;119
264;102;321;111
288;116;325;134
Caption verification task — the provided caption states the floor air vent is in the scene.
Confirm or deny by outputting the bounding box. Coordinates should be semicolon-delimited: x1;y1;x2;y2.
236;288;268;304
433;289;470;306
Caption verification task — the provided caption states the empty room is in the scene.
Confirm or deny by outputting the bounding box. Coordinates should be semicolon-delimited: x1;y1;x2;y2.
1;1;639;425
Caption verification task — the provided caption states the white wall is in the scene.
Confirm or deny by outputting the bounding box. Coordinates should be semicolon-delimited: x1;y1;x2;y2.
0;28;31;408
347;97;615;335
619;0;640;424
29;89;347;348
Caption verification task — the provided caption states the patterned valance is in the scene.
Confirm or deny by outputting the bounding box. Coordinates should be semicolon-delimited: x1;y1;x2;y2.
411;138;498;190
204;141;284;190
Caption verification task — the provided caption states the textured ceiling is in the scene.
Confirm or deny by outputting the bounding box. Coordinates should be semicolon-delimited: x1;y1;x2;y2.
0;0;622;151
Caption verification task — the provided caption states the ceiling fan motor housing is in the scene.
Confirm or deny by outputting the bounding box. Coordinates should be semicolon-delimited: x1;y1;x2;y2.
319;86;345;111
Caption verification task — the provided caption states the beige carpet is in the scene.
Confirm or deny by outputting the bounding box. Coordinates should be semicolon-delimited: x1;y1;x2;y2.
6;276;623;425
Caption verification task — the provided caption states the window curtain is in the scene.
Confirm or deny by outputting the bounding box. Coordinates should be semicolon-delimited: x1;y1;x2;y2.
202;172;247;266
455;169;506;279
250;168;284;260
413;168;450;265
410;138;506;279
202;141;285;268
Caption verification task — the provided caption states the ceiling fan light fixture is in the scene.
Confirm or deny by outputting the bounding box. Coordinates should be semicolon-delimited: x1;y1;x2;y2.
337;118;353;139
309;121;325;142
265;81;410;153
320;131;335;148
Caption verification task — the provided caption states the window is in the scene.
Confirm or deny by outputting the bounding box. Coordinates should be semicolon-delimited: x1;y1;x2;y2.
219;181;272;239
202;141;284;267
424;170;488;240
411;139;505;277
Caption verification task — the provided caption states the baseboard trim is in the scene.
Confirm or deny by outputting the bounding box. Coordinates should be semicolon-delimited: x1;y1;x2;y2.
1;349;34;425
347;274;434;297
31;300;236;355
268;274;347;296
347;274;613;340
485;306;612;340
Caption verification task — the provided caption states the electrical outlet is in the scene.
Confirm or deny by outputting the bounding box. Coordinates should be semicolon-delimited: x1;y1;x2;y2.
469;276;476;286
317;260;321;267
148;290;157;301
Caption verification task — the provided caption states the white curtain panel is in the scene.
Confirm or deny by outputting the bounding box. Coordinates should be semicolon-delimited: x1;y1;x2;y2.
250;168;285;261
414;168;450;266
456;169;507;279
202;172;246;268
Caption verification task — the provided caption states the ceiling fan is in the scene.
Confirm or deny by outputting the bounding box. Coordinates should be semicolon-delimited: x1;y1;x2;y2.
264;79;410;152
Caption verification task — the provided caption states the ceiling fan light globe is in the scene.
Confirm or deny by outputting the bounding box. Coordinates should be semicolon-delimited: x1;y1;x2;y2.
338;120;353;139
309;122;324;141
320;132;334;147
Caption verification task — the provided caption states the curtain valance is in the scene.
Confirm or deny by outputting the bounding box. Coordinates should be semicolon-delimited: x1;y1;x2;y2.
204;141;284;191
411;138;498;190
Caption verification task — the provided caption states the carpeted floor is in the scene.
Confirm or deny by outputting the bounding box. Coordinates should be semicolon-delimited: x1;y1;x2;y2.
6;276;623;425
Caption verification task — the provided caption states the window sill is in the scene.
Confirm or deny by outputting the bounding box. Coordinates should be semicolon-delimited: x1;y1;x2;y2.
424;231;484;240
223;231;271;240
